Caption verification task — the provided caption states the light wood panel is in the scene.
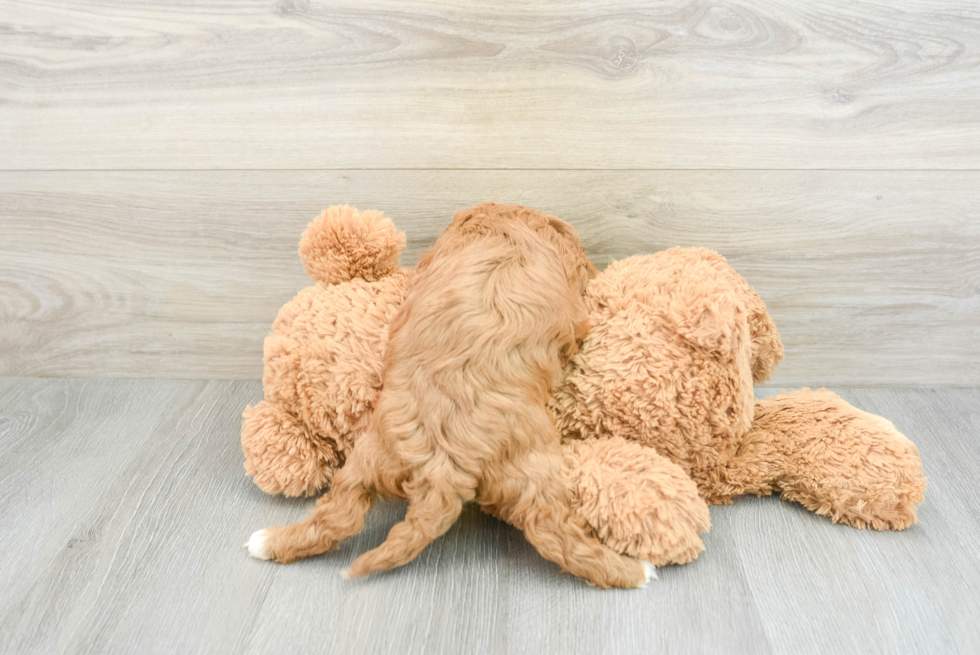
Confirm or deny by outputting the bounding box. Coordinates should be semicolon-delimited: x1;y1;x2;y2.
1;379;978;654
2;170;977;385
1;0;979;169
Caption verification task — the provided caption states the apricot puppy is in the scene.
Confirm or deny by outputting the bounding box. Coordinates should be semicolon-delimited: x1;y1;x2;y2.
247;203;653;589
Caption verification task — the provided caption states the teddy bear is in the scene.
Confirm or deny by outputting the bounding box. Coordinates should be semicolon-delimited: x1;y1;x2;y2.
242;203;926;567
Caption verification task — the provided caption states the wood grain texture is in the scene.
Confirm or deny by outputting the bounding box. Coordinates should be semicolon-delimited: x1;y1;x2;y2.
747;387;980;654
0;379;978;654
1;0;979;169
2;170;977;385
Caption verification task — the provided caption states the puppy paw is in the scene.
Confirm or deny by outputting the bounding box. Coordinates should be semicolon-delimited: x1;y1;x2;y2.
637;561;658;588
246;529;271;560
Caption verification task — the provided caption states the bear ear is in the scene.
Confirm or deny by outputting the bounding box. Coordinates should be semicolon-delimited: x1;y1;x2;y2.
299;205;406;284
669;273;740;356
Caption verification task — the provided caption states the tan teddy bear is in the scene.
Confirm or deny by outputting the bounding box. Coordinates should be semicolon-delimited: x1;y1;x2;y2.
242;204;926;566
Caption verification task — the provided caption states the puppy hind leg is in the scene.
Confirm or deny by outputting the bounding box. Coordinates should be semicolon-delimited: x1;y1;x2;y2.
522;503;653;589
345;480;466;579
248;458;375;564
497;466;651;590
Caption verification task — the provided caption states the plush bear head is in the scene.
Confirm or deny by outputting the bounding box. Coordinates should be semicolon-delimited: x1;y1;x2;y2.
242;206;413;496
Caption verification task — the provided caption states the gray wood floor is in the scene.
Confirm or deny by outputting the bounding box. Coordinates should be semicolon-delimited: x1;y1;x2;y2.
1;378;977;654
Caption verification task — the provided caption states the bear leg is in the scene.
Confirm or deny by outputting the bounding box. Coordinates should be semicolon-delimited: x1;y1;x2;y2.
709;389;926;530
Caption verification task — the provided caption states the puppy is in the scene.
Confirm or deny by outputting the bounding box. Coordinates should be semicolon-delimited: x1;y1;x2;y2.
247;203;653;589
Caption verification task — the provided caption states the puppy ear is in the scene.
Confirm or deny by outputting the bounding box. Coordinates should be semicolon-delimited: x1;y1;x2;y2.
557;290;592;361
539;217;597;294
576;248;599;285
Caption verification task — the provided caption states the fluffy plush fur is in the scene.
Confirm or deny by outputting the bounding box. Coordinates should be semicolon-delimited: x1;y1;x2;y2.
242;203;926;575
248;204;653;588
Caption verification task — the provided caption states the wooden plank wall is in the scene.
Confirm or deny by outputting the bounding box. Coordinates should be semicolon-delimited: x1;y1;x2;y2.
1;0;978;385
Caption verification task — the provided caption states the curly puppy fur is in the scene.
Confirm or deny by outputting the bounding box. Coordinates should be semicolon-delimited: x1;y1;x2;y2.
251;203;651;589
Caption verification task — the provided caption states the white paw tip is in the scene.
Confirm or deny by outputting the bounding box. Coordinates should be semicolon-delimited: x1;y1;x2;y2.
247;529;271;560
638;561;658;587
340;568;351;580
